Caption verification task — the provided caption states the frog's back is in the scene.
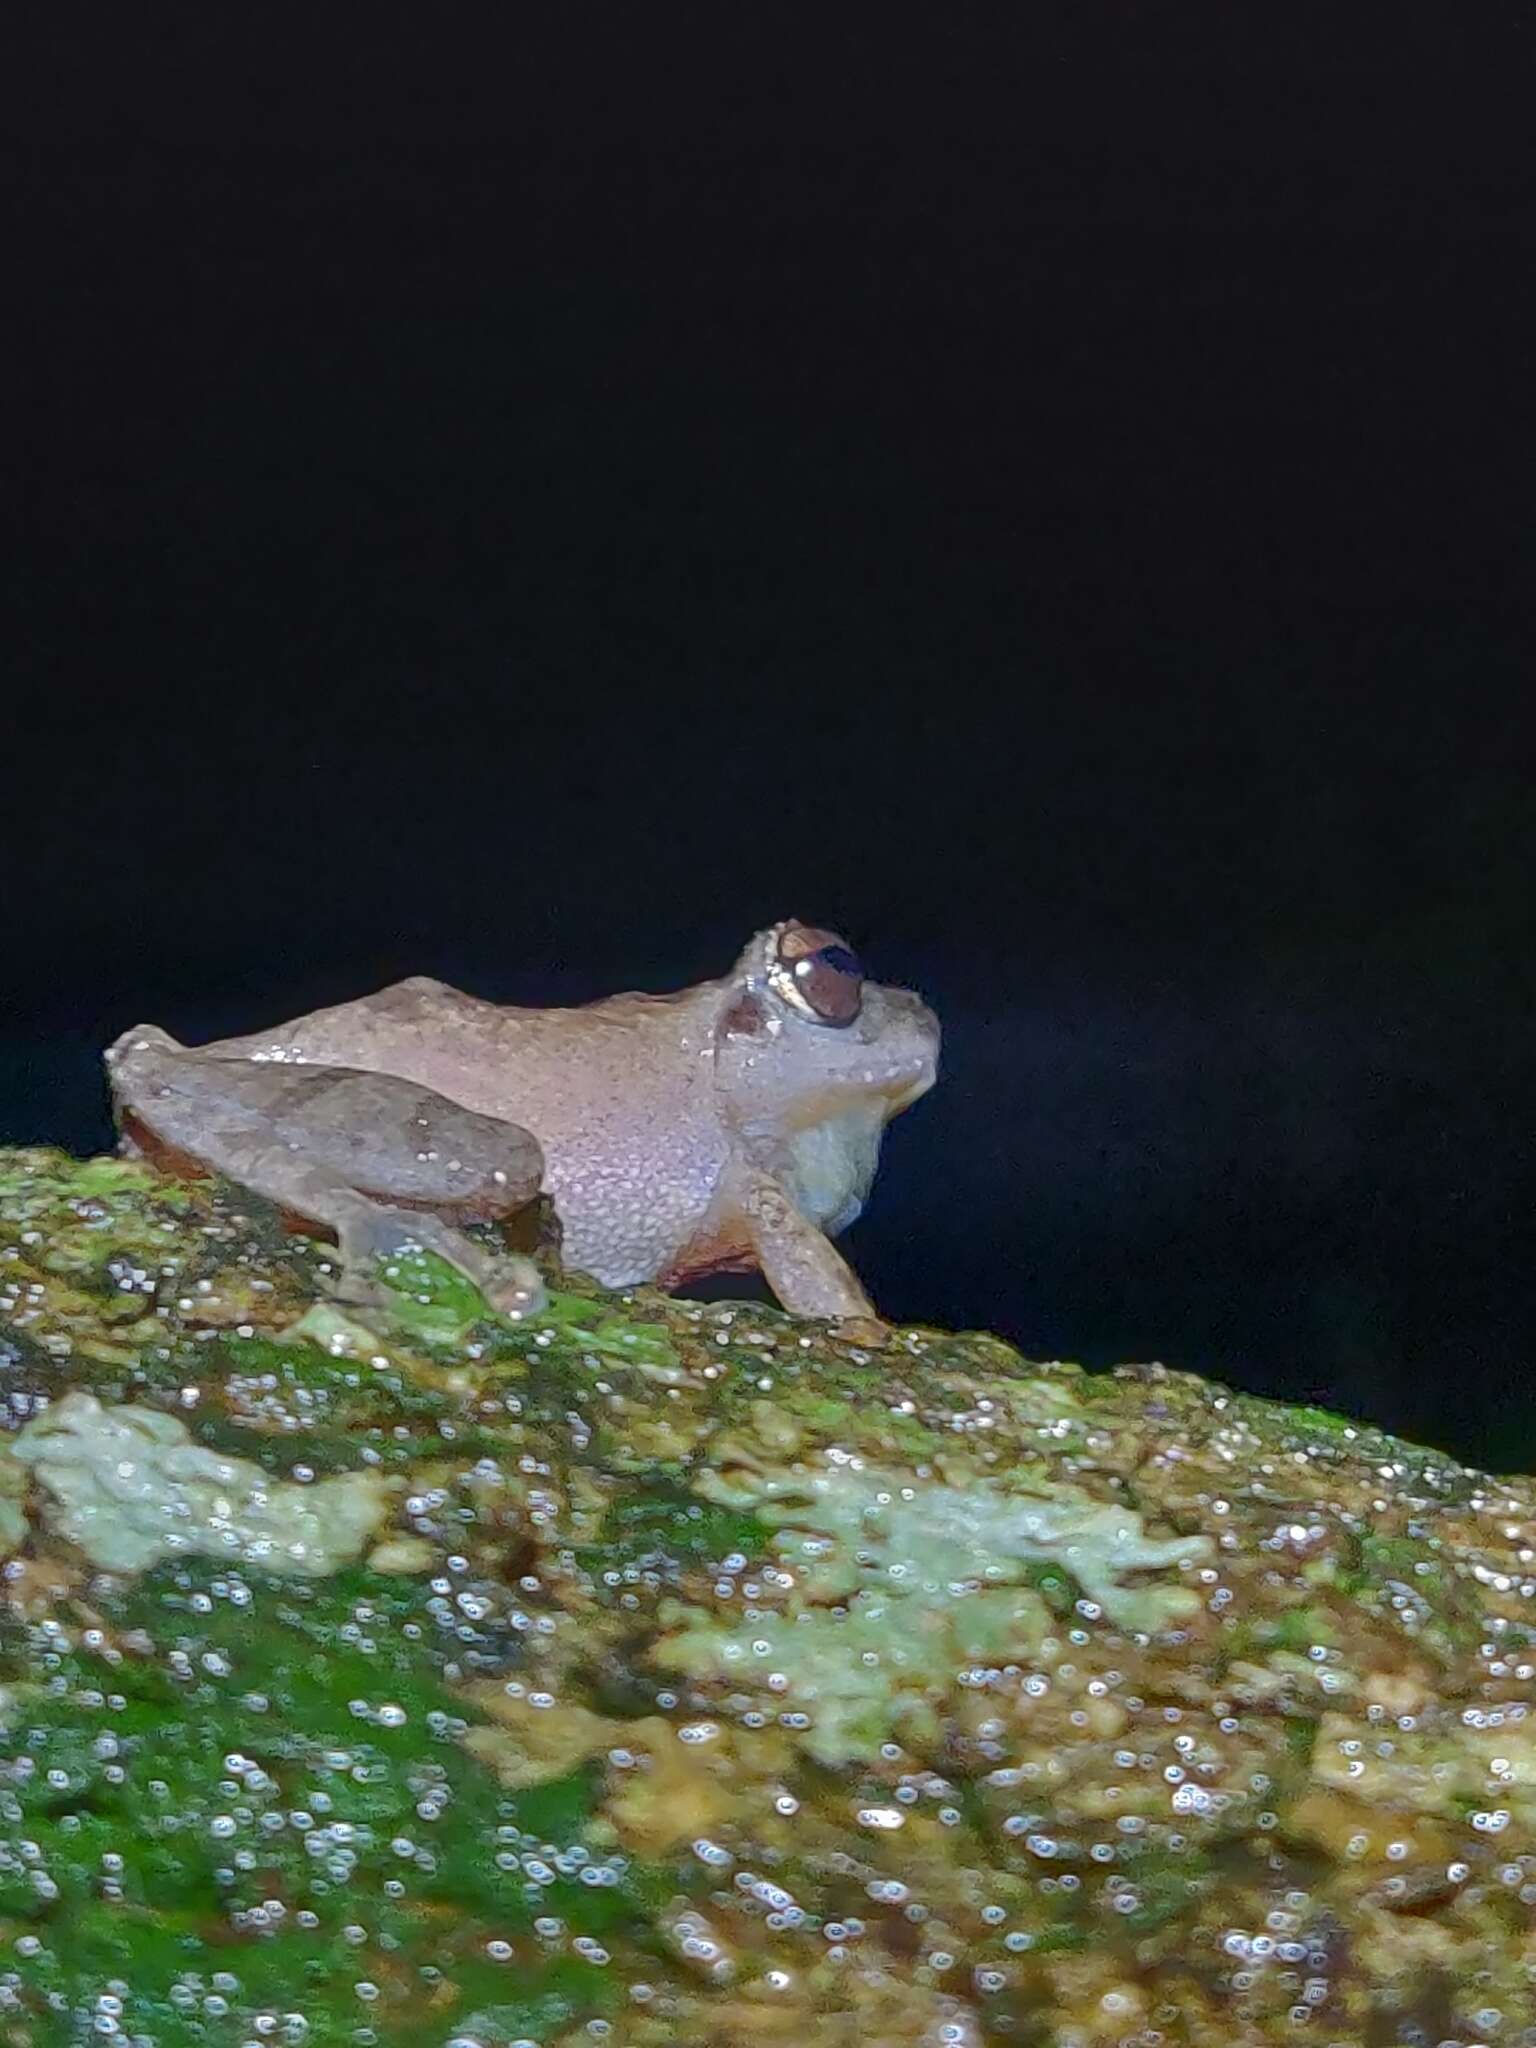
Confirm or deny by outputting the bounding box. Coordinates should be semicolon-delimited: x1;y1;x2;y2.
202;976;731;1287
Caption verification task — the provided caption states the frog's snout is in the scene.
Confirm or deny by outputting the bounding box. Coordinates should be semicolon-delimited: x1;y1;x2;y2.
876;987;941;1108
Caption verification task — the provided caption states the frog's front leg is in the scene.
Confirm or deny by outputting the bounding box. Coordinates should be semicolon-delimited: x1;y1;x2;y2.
727;1163;880;1321
106;1027;547;1319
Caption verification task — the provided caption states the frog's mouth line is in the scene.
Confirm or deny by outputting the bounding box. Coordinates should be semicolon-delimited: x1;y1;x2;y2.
880;1038;941;1110
777;1059;937;1129
889;1067;937;1112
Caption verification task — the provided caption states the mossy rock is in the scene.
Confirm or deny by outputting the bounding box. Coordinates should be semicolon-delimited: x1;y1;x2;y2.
2;1146;1535;2046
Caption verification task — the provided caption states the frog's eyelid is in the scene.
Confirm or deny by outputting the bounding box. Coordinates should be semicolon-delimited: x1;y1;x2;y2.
750;921;798;980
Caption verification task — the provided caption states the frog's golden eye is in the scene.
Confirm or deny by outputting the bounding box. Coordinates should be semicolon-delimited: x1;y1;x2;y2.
770;923;865;1025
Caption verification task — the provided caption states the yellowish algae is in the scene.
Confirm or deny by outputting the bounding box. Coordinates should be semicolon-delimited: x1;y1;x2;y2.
0;1145;1534;2046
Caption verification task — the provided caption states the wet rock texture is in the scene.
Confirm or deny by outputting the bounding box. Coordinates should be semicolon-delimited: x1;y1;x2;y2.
1;1146;1534;2047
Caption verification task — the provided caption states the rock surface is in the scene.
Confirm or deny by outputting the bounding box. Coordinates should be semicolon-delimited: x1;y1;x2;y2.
0;1146;1533;2046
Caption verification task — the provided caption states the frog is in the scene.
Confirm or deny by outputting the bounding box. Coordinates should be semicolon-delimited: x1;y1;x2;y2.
104;920;941;1323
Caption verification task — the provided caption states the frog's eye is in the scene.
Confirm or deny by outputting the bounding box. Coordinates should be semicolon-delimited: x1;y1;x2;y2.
769;923;865;1025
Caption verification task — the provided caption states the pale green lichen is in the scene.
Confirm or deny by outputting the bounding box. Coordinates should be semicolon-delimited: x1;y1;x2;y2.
659;1582;1054;1766
657;1459;1214;1764
693;1457;1213;1628
11;1391;391;1575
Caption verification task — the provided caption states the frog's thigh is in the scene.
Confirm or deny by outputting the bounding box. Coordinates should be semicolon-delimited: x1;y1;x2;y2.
730;1165;878;1321
280;1071;542;1215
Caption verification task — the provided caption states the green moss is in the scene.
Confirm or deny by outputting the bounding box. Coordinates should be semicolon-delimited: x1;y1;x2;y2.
1112;1847;1214;1936
1283;1402;1363;1439
1014;1558;1081;1617
1284;1714;1321;1763
0;1562;654;2041
581;1484;773;1573
1250;1607;1338;1654
14;1905;611;2046
0;1150;169;1208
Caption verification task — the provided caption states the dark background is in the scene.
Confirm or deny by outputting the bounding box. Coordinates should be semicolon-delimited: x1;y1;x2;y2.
3;13;1532;1468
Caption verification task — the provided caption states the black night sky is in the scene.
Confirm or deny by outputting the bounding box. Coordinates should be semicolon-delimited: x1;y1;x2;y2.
5;14;1533;1469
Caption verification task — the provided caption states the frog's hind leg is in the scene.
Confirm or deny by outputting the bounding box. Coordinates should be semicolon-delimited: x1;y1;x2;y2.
223;1147;546;1321
305;1171;546;1320
106;1029;545;1319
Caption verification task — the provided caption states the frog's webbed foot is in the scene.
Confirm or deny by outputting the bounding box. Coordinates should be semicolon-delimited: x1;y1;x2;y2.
327;1196;547;1321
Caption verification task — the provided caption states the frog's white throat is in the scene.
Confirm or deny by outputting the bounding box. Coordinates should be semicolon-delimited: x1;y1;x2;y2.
776;1103;890;1238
